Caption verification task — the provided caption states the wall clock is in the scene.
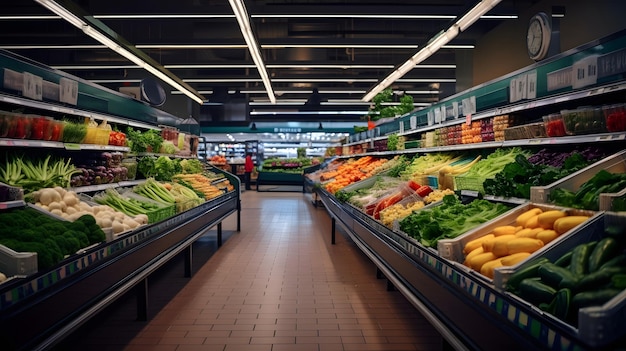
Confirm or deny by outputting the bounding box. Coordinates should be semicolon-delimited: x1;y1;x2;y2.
526;12;552;61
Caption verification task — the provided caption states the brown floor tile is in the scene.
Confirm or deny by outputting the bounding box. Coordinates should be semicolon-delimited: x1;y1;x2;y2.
56;192;442;351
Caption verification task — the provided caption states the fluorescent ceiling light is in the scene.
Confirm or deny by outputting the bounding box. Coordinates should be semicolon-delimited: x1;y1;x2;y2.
397;78;456;83
0;15;61;20
266;64;395;69
136;44;247;49
35;0;205;104
0;45;106;49
183;78;263;83
273;78;379;83
363;0;501;102
457;0;502;31
228;0;276;103
94;14;235;19
164;64;257;69
250;100;307;105
442;44;474;49
51;65;140;69
262;44;419;49
251;14;514;20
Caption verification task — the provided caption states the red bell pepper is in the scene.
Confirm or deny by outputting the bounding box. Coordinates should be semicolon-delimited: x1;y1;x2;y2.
415;185;433;197
407;180;422;191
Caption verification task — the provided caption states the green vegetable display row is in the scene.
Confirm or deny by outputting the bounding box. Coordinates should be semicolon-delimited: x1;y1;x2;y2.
506;225;626;324
398;194;512;248
0;208;105;269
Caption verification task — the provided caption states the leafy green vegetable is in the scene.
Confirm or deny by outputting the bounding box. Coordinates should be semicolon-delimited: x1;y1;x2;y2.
549;170;626;210
137;155;181;181
180;159;205;174
483;152;593;199
126;128;164;153
399;194;511;247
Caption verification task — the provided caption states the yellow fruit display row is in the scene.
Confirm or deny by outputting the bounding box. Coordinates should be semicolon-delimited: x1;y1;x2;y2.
462;207;590;278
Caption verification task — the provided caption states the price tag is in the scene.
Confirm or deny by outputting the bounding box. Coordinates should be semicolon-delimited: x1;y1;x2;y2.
64;143;81;150
465;114;471;125
410;116;417;130
59;77;78;105
528;139;542;144
596;135;612;141
22;72;43;100
526;70;537;99
0;203;7;210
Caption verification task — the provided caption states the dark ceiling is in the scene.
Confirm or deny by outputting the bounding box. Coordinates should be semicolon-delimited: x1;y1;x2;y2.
0;0;538;124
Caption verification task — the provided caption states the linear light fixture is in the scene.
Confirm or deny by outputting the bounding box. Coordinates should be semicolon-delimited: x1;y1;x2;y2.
136;44;247;49
35;0;205;104
228;0;276;104
362;0;501;102
94;14;236;19
0;45;106;49
164;64;257;69
51;65;140;69
251;14;515;20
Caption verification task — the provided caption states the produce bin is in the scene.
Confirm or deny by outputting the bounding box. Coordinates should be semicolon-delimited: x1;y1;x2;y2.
93;190;175;224
530;149;626;204
437;202;597;283
599;187;626;211
495;212;626;348
0;244;37;277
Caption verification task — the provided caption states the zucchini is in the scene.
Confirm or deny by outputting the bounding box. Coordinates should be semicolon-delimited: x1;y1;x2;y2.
506;257;550;292
577;266;626;291
572;288;623;308
519;278;557;305
538;262;579;289
588;237;619;272
570;243;592;277
554;251;572;267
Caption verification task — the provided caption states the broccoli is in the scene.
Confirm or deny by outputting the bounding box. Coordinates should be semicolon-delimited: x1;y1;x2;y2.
52;234;81;255
0;239;63;270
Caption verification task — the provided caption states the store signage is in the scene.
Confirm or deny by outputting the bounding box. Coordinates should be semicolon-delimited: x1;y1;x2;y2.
60;77;78;105
22;72;43;101
273;127;302;133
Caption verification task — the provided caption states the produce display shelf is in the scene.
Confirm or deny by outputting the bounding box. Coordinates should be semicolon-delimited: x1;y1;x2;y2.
0;189;240;350
0;93;159;131
132;152;196;159
0;200;24;210
318;189;622;351
0;138;131;152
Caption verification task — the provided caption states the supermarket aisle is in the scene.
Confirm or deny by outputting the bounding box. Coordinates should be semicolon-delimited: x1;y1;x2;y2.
61;191;443;351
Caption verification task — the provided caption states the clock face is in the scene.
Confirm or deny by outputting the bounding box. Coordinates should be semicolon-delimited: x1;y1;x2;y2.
527;13;551;61
527;19;544;56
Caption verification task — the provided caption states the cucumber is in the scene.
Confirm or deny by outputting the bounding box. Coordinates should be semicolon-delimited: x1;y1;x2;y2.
611;274;626;289
553;288;571;320
588;237;619;272
538;262;579;289
506;257;550;292
570;243;592;277
572;288;623;308
599;253;626;270
577;266;626;291
554;251;572;267
519;277;557;305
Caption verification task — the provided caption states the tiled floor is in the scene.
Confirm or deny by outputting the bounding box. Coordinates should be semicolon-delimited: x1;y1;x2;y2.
57;191;444;351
